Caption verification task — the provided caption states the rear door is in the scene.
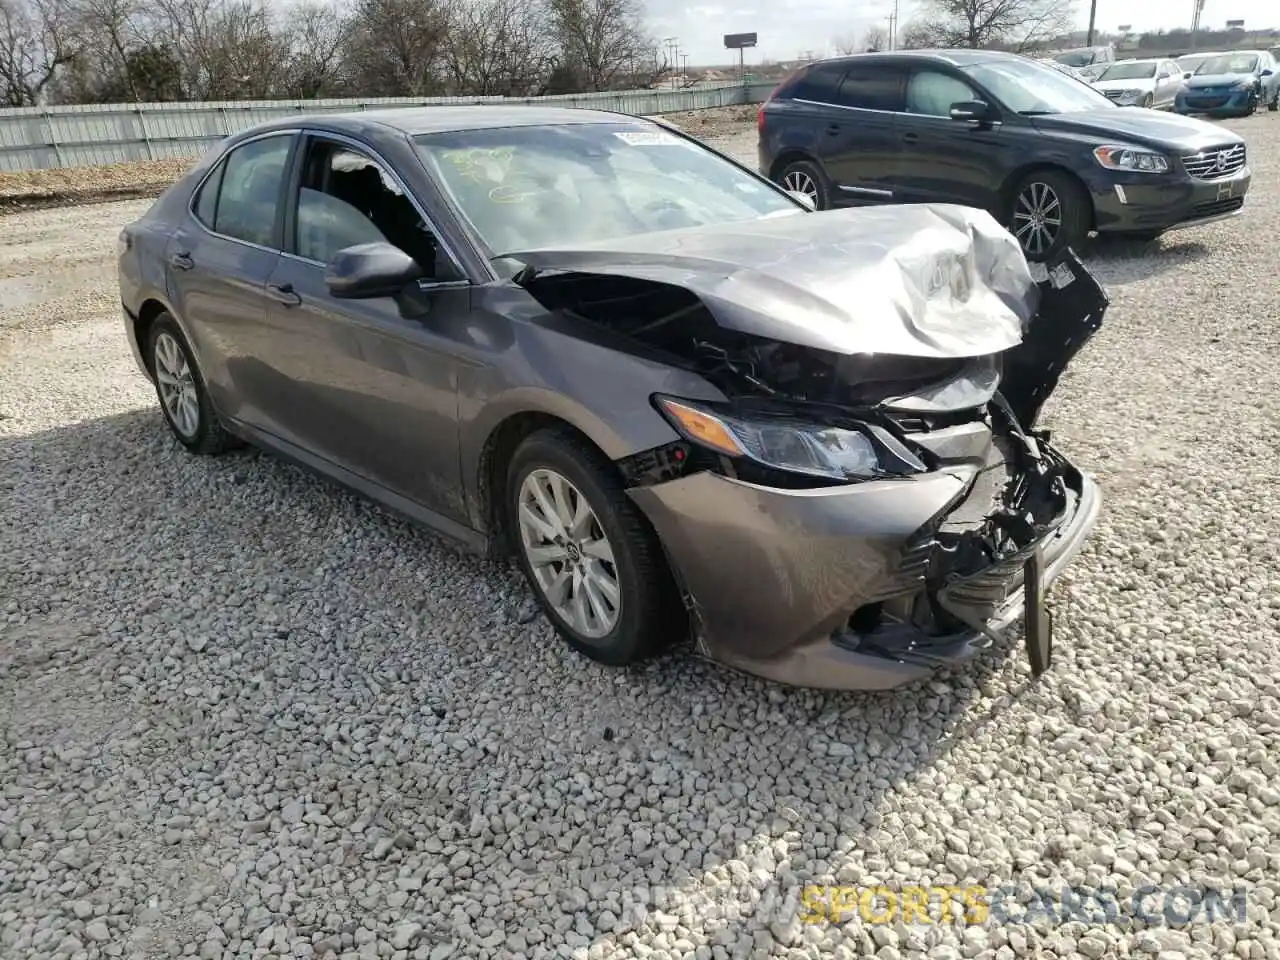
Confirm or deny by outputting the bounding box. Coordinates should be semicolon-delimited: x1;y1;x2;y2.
891;64;1009;211
1156;60;1182;107
165;131;296;422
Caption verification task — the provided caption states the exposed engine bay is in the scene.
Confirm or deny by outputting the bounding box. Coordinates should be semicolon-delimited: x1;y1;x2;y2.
517;246;1109;654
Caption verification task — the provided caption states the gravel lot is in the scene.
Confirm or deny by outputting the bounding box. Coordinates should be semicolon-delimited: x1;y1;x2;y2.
3;111;1280;960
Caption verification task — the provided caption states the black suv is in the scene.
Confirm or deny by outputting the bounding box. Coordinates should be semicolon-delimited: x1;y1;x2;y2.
758;50;1250;260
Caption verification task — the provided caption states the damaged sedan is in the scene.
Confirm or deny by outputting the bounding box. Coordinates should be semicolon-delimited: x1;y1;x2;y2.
117;106;1108;691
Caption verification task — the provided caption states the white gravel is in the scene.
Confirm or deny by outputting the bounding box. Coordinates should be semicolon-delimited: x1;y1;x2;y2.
3;115;1280;960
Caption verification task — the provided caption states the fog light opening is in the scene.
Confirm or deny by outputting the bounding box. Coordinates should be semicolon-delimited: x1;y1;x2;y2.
847;602;884;636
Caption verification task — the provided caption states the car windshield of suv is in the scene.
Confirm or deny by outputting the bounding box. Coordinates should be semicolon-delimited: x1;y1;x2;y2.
960;58;1115;114
1055;50;1096;67
414;122;800;257
1096;61;1157;80
1195;54;1259;75
1178;54;1210;71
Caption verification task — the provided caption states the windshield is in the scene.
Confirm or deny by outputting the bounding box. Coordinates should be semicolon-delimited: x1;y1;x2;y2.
961;58;1114;114
1195;53;1260;75
1055;50;1096;67
1177;54;1210;71
1096;61;1157;80
413;122;799;256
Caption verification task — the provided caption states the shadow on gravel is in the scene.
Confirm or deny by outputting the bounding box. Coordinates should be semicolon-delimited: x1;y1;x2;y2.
2;405;1049;954
1084;236;1213;284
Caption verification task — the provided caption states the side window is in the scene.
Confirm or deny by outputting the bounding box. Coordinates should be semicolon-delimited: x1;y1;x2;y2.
212;135;293;247
292;139;440;274
836;64;907;111
905;69;979;117
192;161;224;228
788;64;849;104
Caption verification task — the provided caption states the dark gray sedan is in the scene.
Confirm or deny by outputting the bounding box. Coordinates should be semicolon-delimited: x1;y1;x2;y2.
118;105;1107;690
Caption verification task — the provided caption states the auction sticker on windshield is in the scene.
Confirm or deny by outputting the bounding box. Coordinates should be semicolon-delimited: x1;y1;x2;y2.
614;130;690;147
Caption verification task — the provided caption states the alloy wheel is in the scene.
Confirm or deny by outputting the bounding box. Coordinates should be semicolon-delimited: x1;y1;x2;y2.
1013;181;1063;258
153;331;200;438
517;467;621;639
782;170;819;204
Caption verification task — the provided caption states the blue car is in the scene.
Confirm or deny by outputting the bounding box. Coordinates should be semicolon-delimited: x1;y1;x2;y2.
1175;50;1279;117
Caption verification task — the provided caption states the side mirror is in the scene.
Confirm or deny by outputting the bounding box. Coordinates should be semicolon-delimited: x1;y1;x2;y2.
949;99;993;123
1262;69;1274;77
786;189;817;211
1183;72;1193;80
325;242;424;299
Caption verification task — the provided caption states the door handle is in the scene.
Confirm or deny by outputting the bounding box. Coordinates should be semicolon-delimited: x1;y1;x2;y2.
902;132;919;145
170;251;193;271
825;123;840;136
267;282;302;307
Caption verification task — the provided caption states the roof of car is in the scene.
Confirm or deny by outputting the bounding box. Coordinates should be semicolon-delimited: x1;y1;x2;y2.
820;49;1024;66
252;105;637;138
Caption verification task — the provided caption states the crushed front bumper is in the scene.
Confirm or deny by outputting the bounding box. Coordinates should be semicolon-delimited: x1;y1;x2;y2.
629;439;1100;691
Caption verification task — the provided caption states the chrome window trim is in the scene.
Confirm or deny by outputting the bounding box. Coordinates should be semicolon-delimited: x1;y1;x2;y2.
186;129;298;255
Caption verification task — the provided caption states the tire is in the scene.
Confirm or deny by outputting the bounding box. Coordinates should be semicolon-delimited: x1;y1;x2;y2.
1141;94;1153;109
1268;92;1278;112
146;313;238;455
506;426;685;666
776;159;831;210
1007;170;1090;262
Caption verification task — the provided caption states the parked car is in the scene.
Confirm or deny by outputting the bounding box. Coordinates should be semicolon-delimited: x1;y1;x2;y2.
1089;58;1185;109
758;50;1252;259
1175;52;1219;76
118;106;1108;691
1054;46;1116;69
1175;50;1280;116
1037;58;1086;80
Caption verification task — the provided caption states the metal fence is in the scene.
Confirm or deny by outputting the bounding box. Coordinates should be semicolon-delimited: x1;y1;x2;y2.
0;83;777;172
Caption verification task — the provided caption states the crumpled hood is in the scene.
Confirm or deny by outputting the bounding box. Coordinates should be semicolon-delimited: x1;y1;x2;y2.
1185;72;1256;89
505;203;1039;359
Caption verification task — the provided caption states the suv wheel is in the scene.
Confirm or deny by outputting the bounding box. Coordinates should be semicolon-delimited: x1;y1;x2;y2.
777;160;830;210
1008;171;1089;262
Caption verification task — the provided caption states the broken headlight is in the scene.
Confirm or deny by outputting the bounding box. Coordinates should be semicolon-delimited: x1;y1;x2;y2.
655;396;884;481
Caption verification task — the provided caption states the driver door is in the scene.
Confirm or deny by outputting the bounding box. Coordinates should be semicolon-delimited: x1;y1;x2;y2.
255;134;471;524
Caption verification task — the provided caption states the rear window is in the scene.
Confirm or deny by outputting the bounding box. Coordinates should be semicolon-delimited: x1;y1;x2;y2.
839;64;907;111
784;63;847;103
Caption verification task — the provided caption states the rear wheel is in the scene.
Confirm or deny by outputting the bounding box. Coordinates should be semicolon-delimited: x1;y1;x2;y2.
147;314;238;455
777;159;831;210
1007;170;1090;262
506;427;685;666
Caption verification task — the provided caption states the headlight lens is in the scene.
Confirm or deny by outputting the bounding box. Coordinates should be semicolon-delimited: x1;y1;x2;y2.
655;396;883;481
1093;144;1169;173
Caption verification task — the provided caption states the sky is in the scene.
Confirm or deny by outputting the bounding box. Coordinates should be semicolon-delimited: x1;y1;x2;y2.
652;0;1277;67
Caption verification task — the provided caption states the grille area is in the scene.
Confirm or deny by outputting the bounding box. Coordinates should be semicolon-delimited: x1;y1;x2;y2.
1183;143;1247;180
1189;196;1245;219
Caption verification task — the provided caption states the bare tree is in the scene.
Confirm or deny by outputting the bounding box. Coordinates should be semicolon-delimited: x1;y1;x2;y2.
904;0;1074;50
279;0;351;97
831;32;858;55
445;0;553;95
0;0;78;105
861;24;888;50
345;0;452;96
547;0;653;91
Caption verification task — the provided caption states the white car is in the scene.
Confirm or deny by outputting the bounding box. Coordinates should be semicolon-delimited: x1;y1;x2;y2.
1090;58;1185;109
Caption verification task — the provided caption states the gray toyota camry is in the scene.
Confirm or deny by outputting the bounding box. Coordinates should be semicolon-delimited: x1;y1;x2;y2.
117;105;1108;691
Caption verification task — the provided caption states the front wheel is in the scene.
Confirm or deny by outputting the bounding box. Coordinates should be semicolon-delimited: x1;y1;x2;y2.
1268;91;1278;112
506;427;685;666
1007;170;1090;262
1141;93;1154;109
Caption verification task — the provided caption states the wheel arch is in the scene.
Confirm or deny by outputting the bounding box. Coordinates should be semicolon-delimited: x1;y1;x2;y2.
999;163;1097;233
134;298;172;375
472;409;628;558
768;149;819;183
